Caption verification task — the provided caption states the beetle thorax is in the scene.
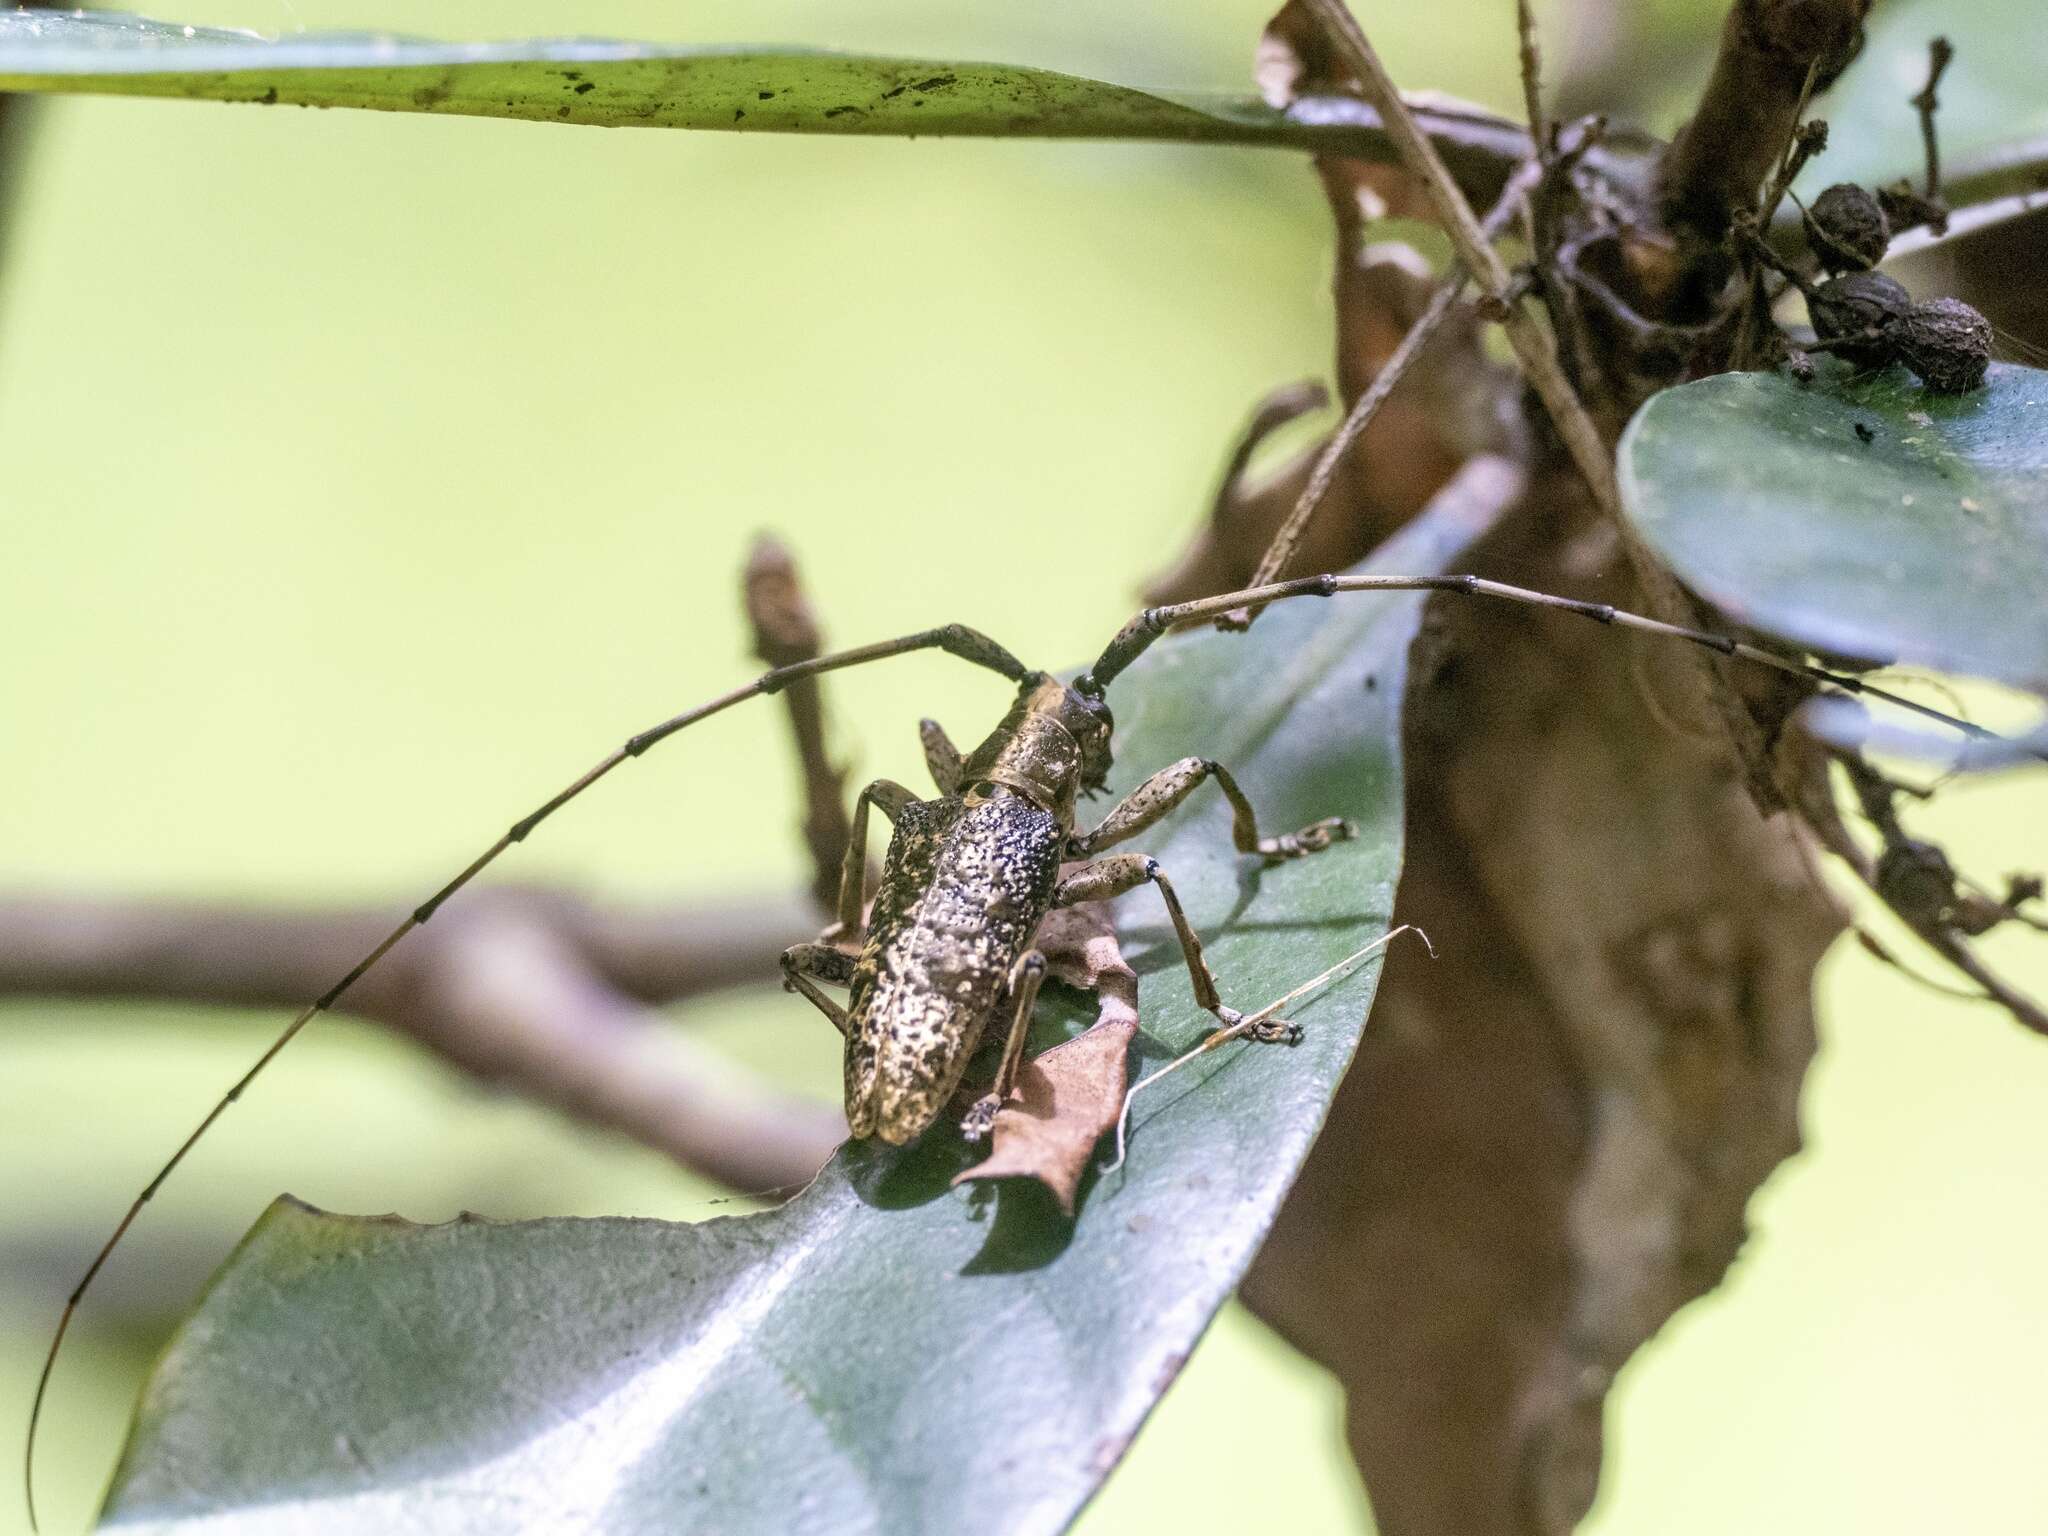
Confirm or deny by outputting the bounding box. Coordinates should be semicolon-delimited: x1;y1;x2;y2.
957;675;1113;827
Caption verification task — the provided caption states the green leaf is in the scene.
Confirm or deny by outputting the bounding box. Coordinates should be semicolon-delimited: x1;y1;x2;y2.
93;492;1496;1535
1798;0;2048;216
0;8;1530;196
1617;360;2048;693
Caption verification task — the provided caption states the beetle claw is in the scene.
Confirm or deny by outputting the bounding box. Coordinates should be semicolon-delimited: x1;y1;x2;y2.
1247;1016;1303;1045
960;1093;1002;1142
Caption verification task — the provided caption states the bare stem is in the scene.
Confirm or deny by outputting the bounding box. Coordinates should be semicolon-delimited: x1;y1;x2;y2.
1301;1;1618;514
0;889;841;1183
745;534;857;909
1913;35;1955;201
1225;154;1542;620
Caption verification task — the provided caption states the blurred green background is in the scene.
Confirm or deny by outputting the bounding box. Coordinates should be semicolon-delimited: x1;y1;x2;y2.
1;3;2043;1532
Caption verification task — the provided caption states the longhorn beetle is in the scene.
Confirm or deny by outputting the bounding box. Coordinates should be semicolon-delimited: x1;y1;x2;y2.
23;561;2006;1527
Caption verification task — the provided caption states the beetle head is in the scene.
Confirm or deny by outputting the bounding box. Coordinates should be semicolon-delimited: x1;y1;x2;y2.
958;674;1115;822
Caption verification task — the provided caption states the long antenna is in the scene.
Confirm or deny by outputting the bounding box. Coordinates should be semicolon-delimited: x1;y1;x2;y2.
23;620;1032;1532
1077;570;2024;755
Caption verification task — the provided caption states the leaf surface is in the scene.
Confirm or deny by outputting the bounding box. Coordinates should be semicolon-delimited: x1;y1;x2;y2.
1618;360;2048;692
0;8;1529;198
1800;0;2048;216
95;493;1498;1536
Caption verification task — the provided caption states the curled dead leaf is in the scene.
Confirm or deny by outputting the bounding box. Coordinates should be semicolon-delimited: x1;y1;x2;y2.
1255;0;1357;109
952;1014;1137;1216
953;892;1139;1214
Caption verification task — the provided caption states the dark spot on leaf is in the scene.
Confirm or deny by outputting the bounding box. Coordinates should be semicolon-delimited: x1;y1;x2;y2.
880;83;907;100
757;91;775;101
562;71;581;81
733;108;745;121
1853;421;1875;443
573;81;595;95
257;86;277;106
556;105;570;118
911;75;957;91
824;105;864;119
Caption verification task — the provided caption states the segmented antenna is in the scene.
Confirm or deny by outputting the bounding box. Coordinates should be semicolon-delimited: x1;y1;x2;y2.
1079;570;2027;761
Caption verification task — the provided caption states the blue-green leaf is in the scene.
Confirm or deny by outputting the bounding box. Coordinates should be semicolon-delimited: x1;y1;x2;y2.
1800;0;2048;218
0;8;1529;195
1618;360;2048;694
92;484;1501;1535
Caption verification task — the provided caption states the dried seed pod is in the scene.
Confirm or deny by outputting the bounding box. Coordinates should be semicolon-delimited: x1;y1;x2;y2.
1896;296;1993;394
1807;183;1890;272
1809;270;1910;367
1876;838;1958;928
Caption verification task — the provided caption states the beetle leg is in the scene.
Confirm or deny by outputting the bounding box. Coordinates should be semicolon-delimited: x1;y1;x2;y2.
919;718;964;795
836;778;920;932
960;950;1050;1141
1067;756;1355;861
779;942;857;1035
1052;854;1295;1042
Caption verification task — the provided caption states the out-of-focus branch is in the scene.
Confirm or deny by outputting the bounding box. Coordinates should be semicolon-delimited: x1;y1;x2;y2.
0;540;875;1194
0;888;843;1191
746;534;858;910
1656;0;1868;249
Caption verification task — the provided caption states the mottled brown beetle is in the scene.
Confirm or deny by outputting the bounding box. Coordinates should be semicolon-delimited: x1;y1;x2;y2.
782;669;1353;1145
29;562;2001;1508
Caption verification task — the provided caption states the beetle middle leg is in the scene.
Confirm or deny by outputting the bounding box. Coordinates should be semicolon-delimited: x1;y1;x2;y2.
1053;854;1298;1043
959;949;1050;1141
780;943;857;1035
1067;756;1355;862
833;777;920;932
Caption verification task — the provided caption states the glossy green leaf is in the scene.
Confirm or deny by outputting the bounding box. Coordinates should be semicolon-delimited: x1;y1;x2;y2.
1798;0;2048;217
1617;360;2048;693
93;490;1500;1535
0;9;1531;196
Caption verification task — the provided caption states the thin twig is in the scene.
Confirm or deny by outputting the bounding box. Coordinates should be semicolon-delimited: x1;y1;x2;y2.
1829;754;2048;1035
1515;0;1550;165
745;535;857;911
1912;35;1955;201
1224;155;1542;621
1299;0;1620;523
1758;61;1824;230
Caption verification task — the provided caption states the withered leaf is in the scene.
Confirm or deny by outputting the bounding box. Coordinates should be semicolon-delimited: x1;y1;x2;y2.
953;894;1139;1214
951;1014;1137;1217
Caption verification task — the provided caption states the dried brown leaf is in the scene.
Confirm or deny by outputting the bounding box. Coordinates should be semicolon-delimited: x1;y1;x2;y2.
952;894;1138;1214
1241;468;1841;1536
951;1015;1136;1216
1255;0;1356;109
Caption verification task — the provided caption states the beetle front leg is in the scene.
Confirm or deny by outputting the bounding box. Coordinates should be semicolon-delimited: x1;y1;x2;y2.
1054;854;1297;1042
1067;756;1354;861
959;950;1049;1142
919;718;965;795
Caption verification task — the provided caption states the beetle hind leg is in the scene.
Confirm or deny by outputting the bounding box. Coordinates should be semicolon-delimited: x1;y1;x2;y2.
959;950;1049;1142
